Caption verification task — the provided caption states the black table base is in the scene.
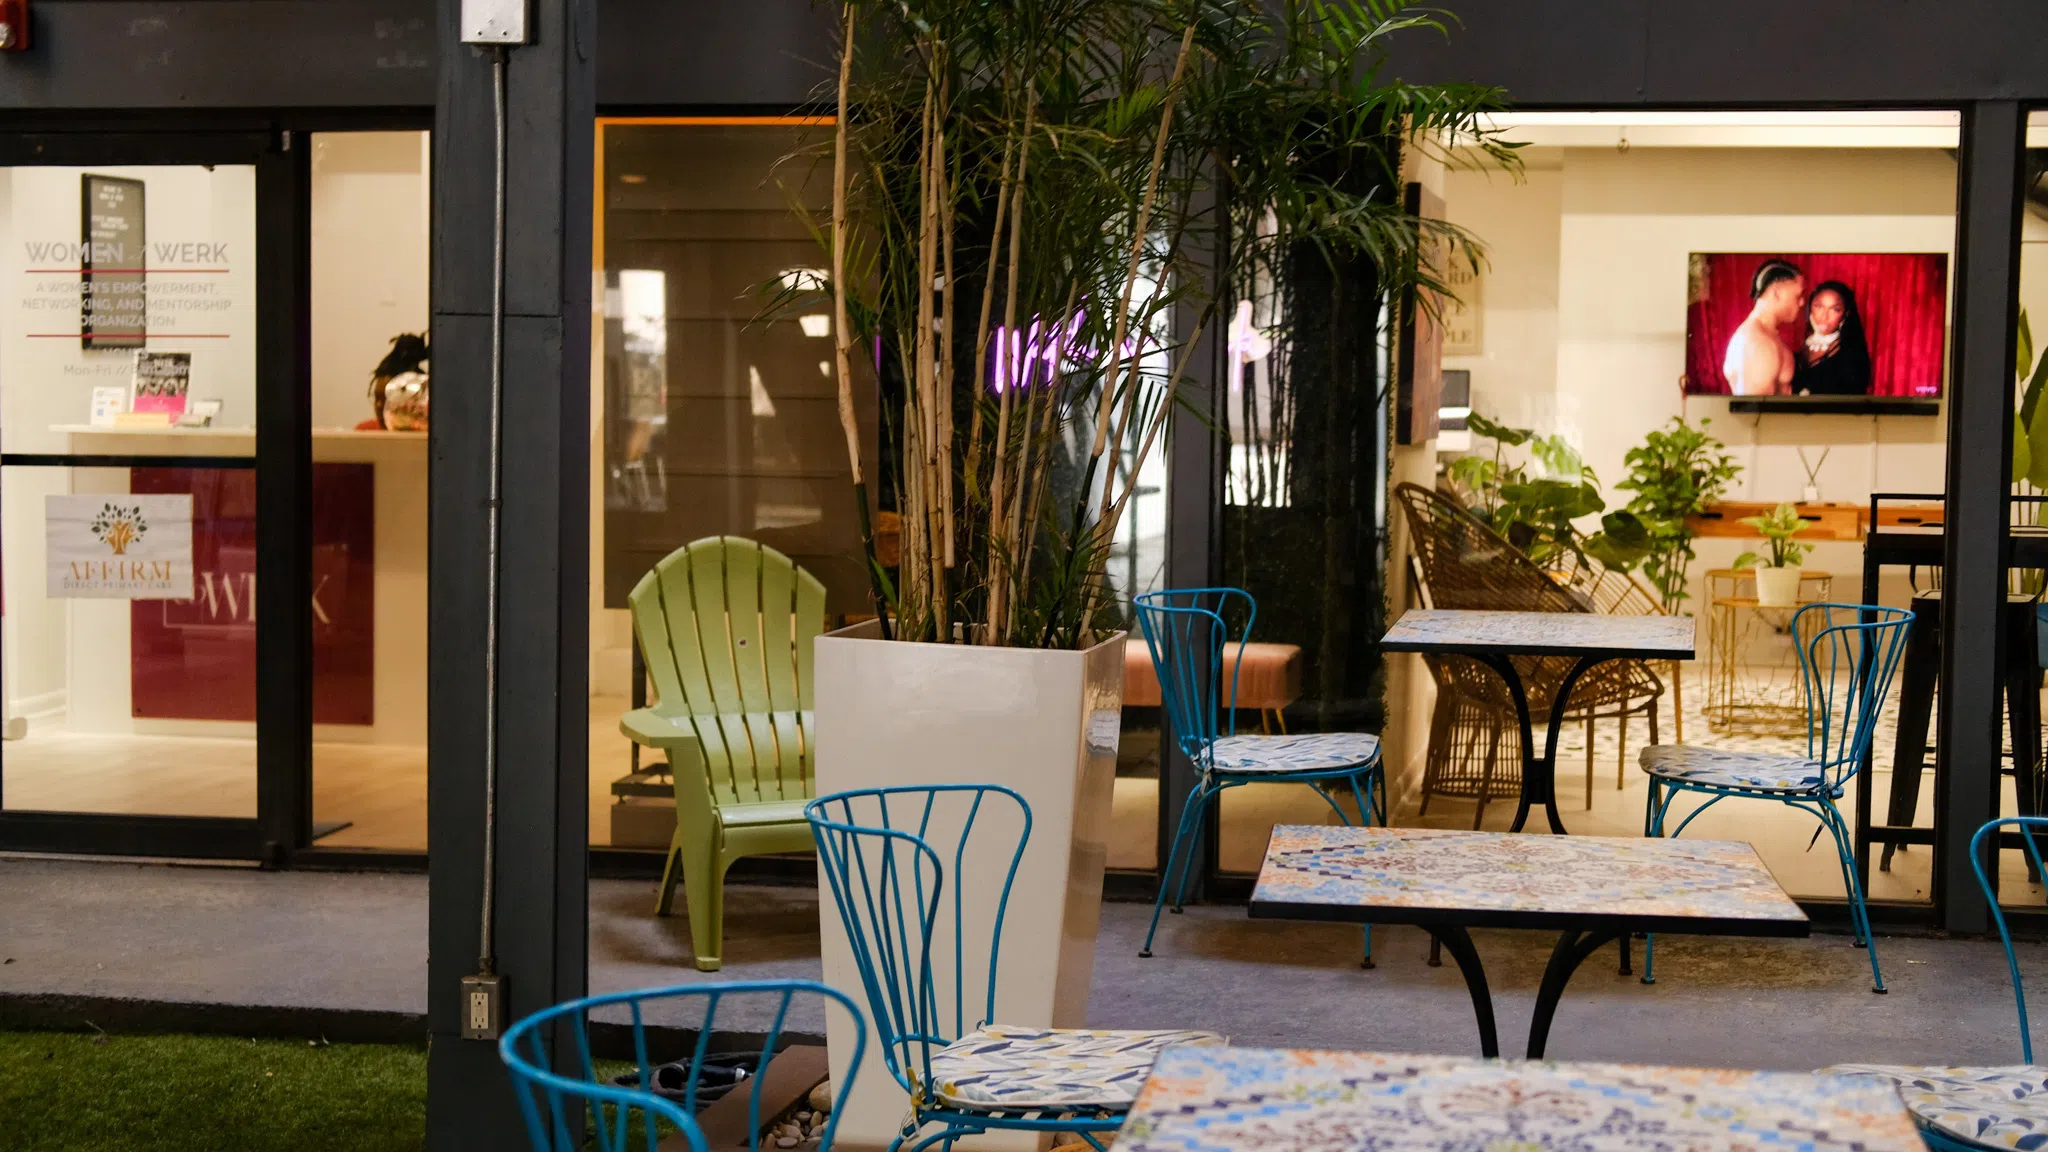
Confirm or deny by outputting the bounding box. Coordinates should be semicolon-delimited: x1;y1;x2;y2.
1423;925;1634;1059
1470;652;1607;836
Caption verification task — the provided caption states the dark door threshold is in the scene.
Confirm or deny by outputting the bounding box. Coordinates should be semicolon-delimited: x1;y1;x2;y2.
0;992;825;1061
0;993;427;1047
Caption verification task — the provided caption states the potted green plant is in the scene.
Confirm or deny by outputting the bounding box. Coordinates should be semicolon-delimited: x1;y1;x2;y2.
800;3;1516;1141
1734;503;1813;608
1613;416;1743;614
1448;412;1649;573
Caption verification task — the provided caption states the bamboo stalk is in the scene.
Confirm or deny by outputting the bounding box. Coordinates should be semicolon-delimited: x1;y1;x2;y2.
938;118;958;573
908;70;939;638
1009;312;1071;643
829;2;891;638
925;69;952;637
1000;279;1078;641
964;134;1017;508
985;85;1036;642
1079;23;1196;487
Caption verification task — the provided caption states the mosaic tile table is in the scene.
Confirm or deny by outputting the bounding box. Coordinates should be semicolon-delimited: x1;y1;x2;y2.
1114;1046;1922;1152
1249;826;1807;1058
1381;609;1697;834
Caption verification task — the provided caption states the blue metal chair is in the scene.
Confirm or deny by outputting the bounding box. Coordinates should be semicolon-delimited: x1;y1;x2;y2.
499;979;867;1152
1133;588;1385;960
1640;601;1913;993
807;784;1223;1152
1822;817;2048;1151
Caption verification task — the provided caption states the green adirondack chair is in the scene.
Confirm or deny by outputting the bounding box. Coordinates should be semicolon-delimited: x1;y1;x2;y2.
622;535;825;971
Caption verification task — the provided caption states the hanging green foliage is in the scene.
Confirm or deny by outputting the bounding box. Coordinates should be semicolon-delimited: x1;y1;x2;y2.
791;0;1519;648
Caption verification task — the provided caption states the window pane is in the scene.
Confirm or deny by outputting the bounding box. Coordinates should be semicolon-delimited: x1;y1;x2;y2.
1;163;258;817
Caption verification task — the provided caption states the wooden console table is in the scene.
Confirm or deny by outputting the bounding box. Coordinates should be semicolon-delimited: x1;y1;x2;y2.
1688;500;1946;541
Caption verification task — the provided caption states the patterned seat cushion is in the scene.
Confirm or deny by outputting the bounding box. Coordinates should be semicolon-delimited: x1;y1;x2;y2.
1640;744;1824;793
1823;1064;2048;1150
929;1026;1224;1112
1209;732;1381;775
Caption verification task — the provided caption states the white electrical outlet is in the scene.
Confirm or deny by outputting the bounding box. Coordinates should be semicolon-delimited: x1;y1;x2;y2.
460;973;505;1040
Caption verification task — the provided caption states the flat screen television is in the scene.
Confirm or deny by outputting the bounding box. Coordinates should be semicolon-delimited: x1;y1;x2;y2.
1683;252;1949;407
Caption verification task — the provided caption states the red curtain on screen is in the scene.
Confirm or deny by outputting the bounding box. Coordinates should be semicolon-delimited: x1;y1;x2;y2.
1682;252;1948;397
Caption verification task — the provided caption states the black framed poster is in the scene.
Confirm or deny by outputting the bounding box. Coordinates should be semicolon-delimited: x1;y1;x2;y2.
80;174;146;350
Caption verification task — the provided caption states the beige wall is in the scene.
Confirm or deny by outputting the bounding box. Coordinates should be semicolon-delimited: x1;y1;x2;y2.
1444;145;1962;608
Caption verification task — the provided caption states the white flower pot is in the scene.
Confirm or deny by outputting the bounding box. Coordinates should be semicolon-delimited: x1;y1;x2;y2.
1754;565;1803;608
812;621;1126;1150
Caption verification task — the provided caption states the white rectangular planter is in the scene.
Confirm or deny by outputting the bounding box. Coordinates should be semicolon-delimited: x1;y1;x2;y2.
812;622;1126;1150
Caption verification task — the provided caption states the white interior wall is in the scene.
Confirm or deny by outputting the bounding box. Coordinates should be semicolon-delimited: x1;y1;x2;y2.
1383;152;1447;806
1445;145;1961;607
310;132;431;431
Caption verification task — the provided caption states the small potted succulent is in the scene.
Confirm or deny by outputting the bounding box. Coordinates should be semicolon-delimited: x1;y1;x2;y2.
1734;503;1813;608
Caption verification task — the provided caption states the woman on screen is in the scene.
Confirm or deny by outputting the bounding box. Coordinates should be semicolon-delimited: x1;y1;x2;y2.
1794;280;1872;396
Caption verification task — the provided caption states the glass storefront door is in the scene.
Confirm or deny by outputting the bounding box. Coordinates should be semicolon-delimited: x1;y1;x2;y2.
0;133;290;858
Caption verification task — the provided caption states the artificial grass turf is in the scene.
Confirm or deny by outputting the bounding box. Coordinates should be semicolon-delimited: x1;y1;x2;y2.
0;1030;428;1152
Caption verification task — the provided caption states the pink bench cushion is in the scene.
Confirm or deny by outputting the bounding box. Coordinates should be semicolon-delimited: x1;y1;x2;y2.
1124;641;1303;710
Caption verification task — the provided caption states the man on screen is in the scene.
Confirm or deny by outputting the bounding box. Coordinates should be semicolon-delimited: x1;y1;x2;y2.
1723;259;1805;396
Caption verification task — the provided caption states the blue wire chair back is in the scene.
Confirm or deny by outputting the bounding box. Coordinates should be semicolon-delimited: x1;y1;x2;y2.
499;979;867;1152
1792;603;1913;791
807;784;1031;1104
1974;817;2047;1063
1133;588;1257;768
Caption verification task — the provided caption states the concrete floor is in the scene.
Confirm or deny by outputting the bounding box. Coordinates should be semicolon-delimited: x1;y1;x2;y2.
1;855;2042;1071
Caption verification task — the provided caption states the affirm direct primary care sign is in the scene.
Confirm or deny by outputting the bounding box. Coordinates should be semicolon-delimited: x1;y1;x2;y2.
45;493;194;599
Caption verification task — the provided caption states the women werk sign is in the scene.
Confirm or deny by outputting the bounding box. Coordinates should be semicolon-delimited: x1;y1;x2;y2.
44;493;194;599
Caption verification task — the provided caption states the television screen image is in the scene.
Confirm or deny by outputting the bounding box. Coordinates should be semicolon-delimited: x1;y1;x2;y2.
1683;252;1949;399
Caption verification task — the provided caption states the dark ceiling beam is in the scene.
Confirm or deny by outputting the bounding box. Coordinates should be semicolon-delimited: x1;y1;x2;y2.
4;0;2045;114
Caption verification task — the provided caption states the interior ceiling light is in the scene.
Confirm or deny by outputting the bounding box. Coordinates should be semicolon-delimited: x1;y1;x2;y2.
618;173;647;184
779;267;829;294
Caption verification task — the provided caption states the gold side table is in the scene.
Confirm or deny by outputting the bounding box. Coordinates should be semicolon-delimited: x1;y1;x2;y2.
1703;568;1833;735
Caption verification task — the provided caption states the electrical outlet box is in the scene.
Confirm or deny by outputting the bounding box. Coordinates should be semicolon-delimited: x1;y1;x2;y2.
460;0;529;45
460;973;505;1040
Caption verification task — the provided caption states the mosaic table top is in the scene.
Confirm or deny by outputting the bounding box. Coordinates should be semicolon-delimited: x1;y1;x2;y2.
1380;609;1697;660
1249;826;1808;934
1114;1046;1923;1152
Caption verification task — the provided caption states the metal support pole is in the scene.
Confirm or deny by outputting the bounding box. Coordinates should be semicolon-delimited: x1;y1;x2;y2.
1937;100;2024;935
427;0;595;1142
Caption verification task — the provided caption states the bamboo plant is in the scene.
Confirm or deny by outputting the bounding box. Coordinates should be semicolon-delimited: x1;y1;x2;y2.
800;0;1516;649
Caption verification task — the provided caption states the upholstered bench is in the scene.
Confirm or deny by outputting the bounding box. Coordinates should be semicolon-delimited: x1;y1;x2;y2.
1124;639;1302;732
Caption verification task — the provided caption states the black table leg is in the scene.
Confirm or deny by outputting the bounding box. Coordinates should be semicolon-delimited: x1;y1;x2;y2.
1423;925;1498;1058
1477;653;1603;836
1855;557;1883;885
1527;928;1625;1059
1881;599;1941;872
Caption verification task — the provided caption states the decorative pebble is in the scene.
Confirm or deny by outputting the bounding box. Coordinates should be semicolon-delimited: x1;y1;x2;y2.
775;1138;799;1148
808;1081;833;1113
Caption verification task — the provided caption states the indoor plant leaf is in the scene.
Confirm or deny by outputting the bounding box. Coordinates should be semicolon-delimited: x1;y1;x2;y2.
2017;417;2034;488
2028;399;2048;490
1466;411;1530;446
2020;308;2034;388
2023;344;2048;429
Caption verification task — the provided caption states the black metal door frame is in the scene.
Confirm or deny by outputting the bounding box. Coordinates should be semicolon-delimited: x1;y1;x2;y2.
0;129;309;863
